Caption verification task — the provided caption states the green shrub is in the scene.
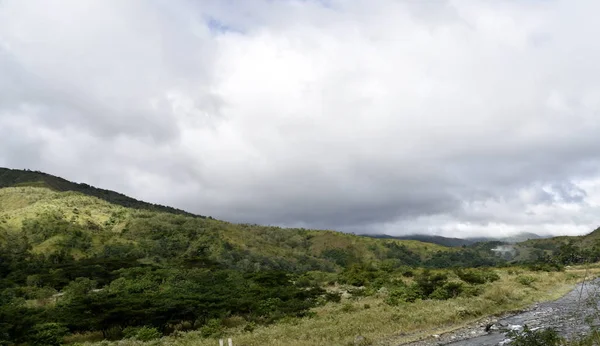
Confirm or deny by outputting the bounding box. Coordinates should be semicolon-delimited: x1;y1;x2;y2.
324;291;342;303
482;269;500;282
528;263;564;272
123;326;139;338
200;319;224;338
347;287;369;298
28;323;69;346
123;326;161;341
338;264;381;287
135;326;161;341
340;302;356;313
400;267;414;277
430;282;464;300
385;285;424;305
516;275;537;286
243;322;256;333
455;268;499;285
460;284;484;297
507;325;563;345
414;270;448;297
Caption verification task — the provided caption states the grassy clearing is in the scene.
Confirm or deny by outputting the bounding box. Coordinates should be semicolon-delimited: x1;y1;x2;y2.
70;265;600;346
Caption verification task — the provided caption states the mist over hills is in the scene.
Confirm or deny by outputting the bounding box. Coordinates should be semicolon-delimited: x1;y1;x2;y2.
365;232;548;248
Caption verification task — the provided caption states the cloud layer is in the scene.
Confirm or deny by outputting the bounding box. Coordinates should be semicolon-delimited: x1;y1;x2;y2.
1;0;600;237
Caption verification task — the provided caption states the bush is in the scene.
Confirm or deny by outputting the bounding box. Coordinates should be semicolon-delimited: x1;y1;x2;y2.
123;326;138;338
200;319;224;338
528;263;564;272
341;303;356;313
414;270;448;297
460;284;484;298
455;268;499;285
347;287;369;298
507;325;563;346
338;264;381;287
430;282;464;300
385;285;423;305
324;291;342;303
400;267;414;277
123;326;162;341
28;323;69;346
135;326;161;341
516;275;537;287
243;322;256;333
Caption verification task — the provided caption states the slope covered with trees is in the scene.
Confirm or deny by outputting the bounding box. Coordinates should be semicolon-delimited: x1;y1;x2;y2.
0;169;507;344
514;228;600;266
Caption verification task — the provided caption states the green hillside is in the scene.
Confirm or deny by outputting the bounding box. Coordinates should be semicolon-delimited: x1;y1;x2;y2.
509;227;600;266
0;185;461;272
0;169;506;344
0;167;197;217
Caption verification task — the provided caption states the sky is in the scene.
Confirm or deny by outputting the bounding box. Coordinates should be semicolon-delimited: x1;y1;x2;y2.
1;0;600;238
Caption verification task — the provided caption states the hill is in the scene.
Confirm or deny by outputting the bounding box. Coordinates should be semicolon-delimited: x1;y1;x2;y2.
497;227;600;264
0;167;198;217
0;168;507;344
499;232;546;243
0;167;508;272
0;185;463;273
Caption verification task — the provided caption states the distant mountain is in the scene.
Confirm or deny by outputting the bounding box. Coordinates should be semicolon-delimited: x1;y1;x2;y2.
365;232;548;247
367;234;480;247
498;232;546;243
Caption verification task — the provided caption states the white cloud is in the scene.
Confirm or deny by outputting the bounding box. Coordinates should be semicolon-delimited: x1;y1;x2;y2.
1;0;600;237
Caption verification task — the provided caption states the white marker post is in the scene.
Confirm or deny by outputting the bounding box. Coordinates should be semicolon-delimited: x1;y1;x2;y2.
219;339;224;346
228;338;233;346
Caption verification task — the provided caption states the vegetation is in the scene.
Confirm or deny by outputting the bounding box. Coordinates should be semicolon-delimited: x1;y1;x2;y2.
506;326;564;346
516;228;600;265
65;267;598;346
0;168;197;217
507;326;600;346
1;168;600;345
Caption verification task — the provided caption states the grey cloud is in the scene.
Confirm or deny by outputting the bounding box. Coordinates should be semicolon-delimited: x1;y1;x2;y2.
2;0;600;238
549;182;587;204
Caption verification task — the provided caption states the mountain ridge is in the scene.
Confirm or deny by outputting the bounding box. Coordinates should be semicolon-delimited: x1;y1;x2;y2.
364;232;548;248
0;167;509;272
0;167;200;217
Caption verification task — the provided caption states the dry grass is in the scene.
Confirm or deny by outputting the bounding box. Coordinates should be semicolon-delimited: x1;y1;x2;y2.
72;265;600;346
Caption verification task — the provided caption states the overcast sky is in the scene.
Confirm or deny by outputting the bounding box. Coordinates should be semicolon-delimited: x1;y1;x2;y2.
1;0;600;238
